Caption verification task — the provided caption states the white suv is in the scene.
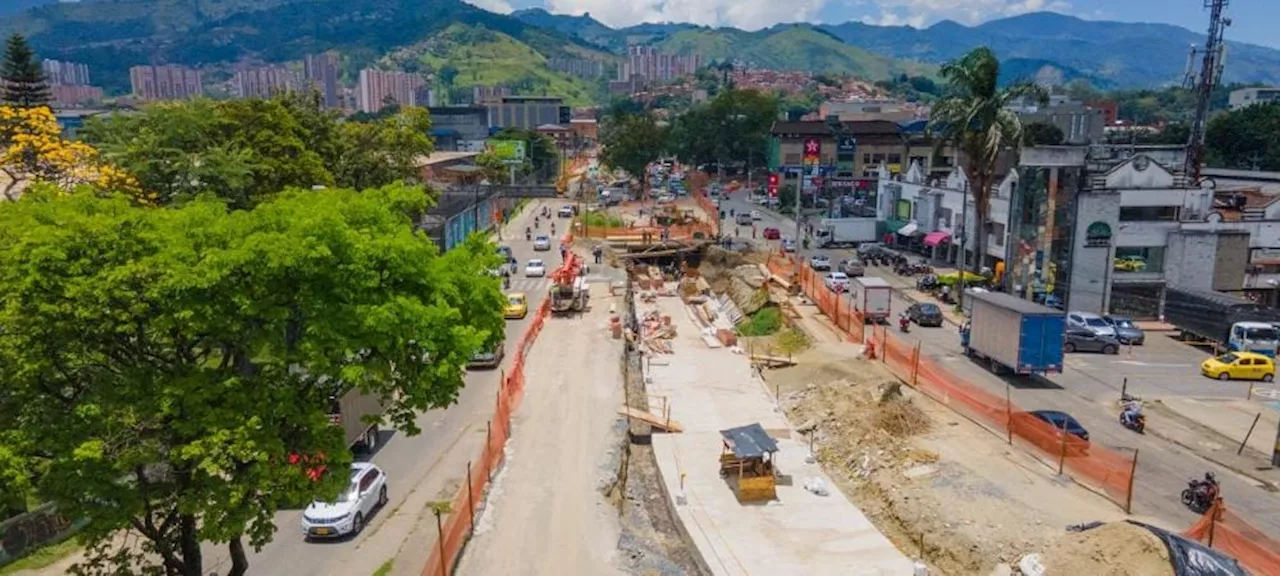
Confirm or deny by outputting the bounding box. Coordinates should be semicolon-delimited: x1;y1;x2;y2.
824;272;850;293
301;462;388;539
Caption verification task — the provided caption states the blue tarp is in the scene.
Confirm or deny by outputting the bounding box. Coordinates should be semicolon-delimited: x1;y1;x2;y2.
720;423;778;458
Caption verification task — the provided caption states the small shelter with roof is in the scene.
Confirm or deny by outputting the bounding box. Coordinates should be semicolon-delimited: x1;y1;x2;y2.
718;423;779;502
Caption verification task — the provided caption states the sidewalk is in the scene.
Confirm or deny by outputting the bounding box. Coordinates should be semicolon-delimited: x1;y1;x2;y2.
1146;397;1280;491
643;296;913;576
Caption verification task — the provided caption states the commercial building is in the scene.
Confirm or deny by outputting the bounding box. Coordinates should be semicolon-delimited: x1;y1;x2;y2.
304;53;341;109
472;85;512;105
427;106;490;151
819;100;919;123
233;66;300;99
486;96;569;131
41;59;90;86
129;65;203;101
356;69;425;113
767;119;958;197
1228;87;1280;111
618;46;700;83
1008;98;1108;144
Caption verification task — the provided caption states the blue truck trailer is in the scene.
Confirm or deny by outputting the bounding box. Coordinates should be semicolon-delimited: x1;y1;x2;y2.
961;291;1066;375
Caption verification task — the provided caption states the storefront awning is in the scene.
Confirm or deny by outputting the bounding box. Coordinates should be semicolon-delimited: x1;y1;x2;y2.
923;231;950;247
897;222;919;237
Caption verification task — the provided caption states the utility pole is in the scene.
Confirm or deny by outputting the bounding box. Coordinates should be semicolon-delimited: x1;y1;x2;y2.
956;180;970;311
1184;0;1231;180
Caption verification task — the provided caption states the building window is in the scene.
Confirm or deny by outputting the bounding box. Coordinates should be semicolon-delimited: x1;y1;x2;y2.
871;153;886;164
909;155;927;169
1113;246;1166;274
837;153;855;162
990;223;1005;247
863;169;878;179
1119;206;1180;222
888;153;902;165
940;208;953;229
863;153;871;164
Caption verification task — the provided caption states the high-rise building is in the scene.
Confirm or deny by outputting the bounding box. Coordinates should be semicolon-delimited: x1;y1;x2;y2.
233;66;301;99
548;58;603;79
617;46;700;83
356;69;425;113
304;53;340;109
129;65;203;101
41;59;90;86
50;85;103;108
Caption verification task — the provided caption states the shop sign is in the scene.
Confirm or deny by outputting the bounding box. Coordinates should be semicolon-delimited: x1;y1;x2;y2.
1084;221;1112;248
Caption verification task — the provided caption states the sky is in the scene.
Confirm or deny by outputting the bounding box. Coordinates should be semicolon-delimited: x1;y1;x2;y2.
470;0;1279;49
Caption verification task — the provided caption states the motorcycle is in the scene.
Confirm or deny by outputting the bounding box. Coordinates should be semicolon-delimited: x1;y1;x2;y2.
1119;410;1146;434
1181;478;1218;514
898;316;911;333
526;228;532;241
917;274;939;292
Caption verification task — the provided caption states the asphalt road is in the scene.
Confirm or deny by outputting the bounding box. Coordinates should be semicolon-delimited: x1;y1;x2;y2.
200;202;557;576
721;192;1280;538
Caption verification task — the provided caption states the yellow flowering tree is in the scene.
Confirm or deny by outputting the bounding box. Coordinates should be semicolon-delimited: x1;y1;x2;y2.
0;106;140;201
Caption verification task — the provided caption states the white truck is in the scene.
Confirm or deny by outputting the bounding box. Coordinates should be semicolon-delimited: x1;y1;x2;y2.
814;218;878;248
851;276;892;324
329;389;383;452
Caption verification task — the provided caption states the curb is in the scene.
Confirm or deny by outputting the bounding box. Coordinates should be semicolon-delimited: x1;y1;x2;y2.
1144;403;1280;493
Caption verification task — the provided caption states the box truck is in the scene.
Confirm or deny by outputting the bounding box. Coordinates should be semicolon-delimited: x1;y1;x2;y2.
961;291;1065;375
1163;286;1280;357
814;218;878;248
851;276;892;324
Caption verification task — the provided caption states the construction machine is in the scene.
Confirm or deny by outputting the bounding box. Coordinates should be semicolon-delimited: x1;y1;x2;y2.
549;250;588;316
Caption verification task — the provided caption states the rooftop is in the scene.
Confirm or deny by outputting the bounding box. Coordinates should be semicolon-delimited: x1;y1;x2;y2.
415;151;479;167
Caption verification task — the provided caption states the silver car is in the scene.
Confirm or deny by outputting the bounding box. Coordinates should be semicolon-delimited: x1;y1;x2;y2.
839;258;865;277
533;235;551;251
1103;315;1145;345
1067;311;1117;338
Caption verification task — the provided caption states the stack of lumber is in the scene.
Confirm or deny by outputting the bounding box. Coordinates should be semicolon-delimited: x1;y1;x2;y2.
640;310;676;354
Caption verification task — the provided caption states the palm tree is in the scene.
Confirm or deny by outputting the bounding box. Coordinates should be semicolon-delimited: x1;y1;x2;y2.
928;47;1045;281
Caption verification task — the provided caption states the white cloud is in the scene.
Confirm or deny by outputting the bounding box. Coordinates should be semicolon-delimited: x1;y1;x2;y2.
545;0;826;31
862;0;1072;28
463;0;515;15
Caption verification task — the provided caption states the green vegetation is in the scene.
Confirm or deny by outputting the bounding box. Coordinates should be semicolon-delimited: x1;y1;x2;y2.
372;559;394;576
600;111;665;185
654;25;935;82
772;327;811;357
666;89;779;171
1022;121;1064;146
389;24;601;107
0;536;81;575
738;307;783;337
875;74;942;103
0;34;49;108
581;211;624;227
1206;102;1280;171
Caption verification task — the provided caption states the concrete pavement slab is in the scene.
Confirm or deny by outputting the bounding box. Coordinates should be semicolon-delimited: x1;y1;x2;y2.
644;296;914;576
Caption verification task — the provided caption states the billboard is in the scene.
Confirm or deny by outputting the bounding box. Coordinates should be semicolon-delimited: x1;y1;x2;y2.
488;140;527;164
802;137;821;166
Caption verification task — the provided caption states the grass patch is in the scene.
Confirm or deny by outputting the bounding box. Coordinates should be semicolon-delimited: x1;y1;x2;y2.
772;327;812;357
737;306;783;337
581;211;624;227
0;537;81;575
372;559;394;576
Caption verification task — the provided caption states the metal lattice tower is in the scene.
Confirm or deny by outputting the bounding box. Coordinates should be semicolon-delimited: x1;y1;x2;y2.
1185;0;1231;179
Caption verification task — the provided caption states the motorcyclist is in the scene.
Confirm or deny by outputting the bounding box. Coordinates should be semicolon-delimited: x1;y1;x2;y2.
1200;472;1219;499
1121;400;1143;428
551;222;556;235
898;312;911;332
534;217;540;229
526;227;532;241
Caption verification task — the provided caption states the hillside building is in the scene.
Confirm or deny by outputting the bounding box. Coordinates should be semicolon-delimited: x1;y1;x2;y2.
1228;87;1280;111
356;69;425;113
304;53;341;109
41;59;90;86
548;58;604;79
233;66;301;99
486;96;569;131
129;65;203;101
617;46;699;83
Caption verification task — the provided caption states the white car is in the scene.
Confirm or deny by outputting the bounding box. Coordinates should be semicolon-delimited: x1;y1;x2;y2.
557;206;573;218
533;235;551;251
809;255;832;271
301;462;388;539
751;210;762;221
525;259;547;277
825;272;850;293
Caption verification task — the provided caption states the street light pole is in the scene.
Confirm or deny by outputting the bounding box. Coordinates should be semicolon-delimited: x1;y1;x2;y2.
957;180;970;311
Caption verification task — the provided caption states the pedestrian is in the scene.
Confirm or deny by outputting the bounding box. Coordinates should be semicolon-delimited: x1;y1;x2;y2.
751;224;757;239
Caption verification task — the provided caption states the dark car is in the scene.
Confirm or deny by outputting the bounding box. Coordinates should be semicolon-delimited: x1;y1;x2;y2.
1029;410;1090;440
907;303;945;327
1026;410;1091;456
1103;315;1145;345
1064;328;1120;354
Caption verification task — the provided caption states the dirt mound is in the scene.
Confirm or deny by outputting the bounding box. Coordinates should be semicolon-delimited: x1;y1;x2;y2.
1038;522;1174;576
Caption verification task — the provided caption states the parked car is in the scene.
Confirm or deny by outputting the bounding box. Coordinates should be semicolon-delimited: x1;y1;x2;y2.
1200;351;1276;382
1067;311;1118;338
468;339;506;369
525;259;547;277
735;213;753;226
557;205;574;218
839;258;865;277
824;272;850;293
906;303;945;327
751;210;763;221
781;238;796;253
301;462;388;539
809;255;832;271
504;293;528;319
1103;315;1145;345
1064;328;1120;354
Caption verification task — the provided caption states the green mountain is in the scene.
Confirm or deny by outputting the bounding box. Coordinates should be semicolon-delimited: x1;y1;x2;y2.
0;0;609;96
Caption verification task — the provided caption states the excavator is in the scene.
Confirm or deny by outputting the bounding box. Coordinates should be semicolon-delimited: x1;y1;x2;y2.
549;249;588;316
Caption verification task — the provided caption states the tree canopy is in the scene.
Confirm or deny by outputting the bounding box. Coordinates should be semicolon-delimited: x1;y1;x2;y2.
0;105;138;201
600;110;665;186
666;89;779;172
0;184;504;576
490;127;558;182
1;34;50;108
1206;101;1280;171
1021;121;1065;146
80;95;434;209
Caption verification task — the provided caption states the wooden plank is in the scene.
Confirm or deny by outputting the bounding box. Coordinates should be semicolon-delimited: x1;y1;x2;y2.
750;354;796;367
617;405;684;432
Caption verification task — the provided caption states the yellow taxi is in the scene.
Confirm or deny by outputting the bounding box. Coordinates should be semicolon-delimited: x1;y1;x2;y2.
1200;351;1276;382
503;293;528;320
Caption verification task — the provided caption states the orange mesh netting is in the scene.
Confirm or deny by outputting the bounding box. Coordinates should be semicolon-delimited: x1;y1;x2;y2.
1183;499;1280;576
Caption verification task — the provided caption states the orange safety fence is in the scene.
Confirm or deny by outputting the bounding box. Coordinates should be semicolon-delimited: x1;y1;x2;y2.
422;260;567;576
579;223;716;241
866;323;1139;510
1184;498;1280;576
793;263;865;343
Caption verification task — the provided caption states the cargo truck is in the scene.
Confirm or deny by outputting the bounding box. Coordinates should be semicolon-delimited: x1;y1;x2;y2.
850;276;892;324
960;291;1065;375
814;218;878;248
1162;286;1280;357
328;388;383;452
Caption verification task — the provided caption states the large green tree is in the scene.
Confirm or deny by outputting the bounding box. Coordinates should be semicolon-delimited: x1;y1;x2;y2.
1206;101;1280;171
1021;121;1064;146
667;89;778;174
491;127;557;182
0;34;51;108
81;96;435;209
929;47;1044;278
600;111;666;194
0;184;504;576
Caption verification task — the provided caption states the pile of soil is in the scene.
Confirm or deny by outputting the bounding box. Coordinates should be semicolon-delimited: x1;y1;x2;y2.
1038;522;1174;576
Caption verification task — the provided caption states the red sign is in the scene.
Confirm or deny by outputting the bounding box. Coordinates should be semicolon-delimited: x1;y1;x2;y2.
802;138;820;166
768;186;778;198
767;173;779;187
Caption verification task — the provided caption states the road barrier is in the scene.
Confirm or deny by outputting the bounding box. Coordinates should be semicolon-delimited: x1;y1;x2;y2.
421;231;577;576
1183;498;1280;576
791;261;1138;511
